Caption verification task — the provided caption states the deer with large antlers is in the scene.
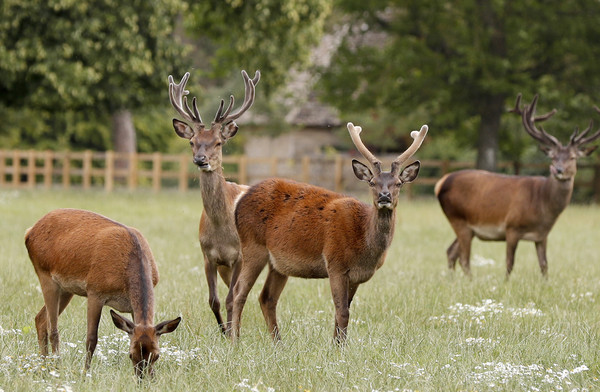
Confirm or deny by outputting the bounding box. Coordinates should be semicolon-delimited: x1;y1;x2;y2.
230;122;428;342
25;209;181;378
435;94;600;277
168;70;260;333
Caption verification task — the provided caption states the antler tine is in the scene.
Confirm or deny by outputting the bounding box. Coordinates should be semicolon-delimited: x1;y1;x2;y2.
217;70;259;124
347;122;382;174
573;119;600;146
168;72;203;124
512;93;561;147
391;125;429;175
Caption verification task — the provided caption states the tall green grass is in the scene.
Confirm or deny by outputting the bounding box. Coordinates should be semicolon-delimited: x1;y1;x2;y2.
1;189;599;391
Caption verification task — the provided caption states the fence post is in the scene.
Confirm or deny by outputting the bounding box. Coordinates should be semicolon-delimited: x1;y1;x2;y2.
83;150;92;190
12;150;20;187
27;150;35;188
152;152;162;192
0;150;5;187
62;152;71;189
128;152;137;191
43;150;53;189
105;150;114;193
334;154;343;193
301;156;310;183
178;154;188;192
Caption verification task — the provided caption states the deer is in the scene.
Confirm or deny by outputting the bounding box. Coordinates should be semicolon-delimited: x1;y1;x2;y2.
435;94;600;277
230;122;428;343
168;69;260;334
25;208;181;378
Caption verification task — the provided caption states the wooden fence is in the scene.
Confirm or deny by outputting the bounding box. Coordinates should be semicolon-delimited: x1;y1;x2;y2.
1;149;599;202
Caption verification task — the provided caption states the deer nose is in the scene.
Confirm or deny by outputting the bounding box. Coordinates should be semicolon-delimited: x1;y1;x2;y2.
193;155;208;166
378;191;391;201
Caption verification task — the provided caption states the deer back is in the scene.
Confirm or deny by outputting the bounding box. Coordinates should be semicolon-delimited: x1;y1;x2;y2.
25;209;158;305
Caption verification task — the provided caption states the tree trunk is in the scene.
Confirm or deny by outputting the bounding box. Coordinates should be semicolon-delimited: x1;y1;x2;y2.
111;109;136;173
476;96;504;171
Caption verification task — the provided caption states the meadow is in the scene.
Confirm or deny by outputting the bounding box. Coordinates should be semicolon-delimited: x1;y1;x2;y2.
0;189;599;391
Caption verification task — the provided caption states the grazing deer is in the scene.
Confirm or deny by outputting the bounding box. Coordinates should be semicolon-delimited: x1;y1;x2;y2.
25;209;181;378
168;70;260;333
230;122;428;342
435;94;600;277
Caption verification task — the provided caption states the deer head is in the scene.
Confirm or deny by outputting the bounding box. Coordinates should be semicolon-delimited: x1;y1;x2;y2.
347;123;427;209
511;94;600;181
110;310;181;378
168;70;260;171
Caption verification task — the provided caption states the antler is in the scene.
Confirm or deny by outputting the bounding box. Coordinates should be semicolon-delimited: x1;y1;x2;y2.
214;70;261;124
568;107;600;147
347;122;382;174
509;94;561;147
391;125;428;176
168;72;203;124
347;122;428;176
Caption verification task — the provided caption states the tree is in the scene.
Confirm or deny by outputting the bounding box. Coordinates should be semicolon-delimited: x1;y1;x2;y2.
185;0;332;95
321;0;600;170
0;0;187;156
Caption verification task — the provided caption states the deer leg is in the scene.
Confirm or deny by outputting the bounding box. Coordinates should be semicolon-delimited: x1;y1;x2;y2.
204;255;225;334
259;266;288;341
348;283;360;308
328;271;350;344
455;227;473;277
231;244;269;341
35;291;73;356
535;238;548;277
85;295;104;370
225;258;242;331
35;306;49;356
505;231;520;277
446;239;460;270
38;273;62;355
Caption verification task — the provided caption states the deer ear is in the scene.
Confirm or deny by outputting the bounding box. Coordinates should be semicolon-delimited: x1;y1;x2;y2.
155;317;181;336
110;310;134;335
352;159;373;182
399;161;420;183
221;121;239;140
173;119;194;139
578;145;598;157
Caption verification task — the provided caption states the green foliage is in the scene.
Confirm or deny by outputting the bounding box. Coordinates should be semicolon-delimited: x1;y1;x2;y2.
0;0;188;112
322;0;600;160
185;0;332;95
0;0;189;151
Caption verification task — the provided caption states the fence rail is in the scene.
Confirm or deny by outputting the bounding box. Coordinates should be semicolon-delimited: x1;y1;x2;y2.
1;149;599;202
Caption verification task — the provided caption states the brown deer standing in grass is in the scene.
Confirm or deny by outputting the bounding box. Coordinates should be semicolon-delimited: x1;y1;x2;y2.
230;122;428;342
25;209;181;378
168;70;260;333
435;94;600;277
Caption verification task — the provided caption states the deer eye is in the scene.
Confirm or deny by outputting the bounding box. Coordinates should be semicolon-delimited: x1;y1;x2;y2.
189;141;194;146
216;142;222;147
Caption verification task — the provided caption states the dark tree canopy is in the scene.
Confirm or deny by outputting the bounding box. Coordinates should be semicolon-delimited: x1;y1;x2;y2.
321;0;600;169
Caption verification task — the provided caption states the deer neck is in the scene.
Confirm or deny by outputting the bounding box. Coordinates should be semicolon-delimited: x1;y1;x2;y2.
366;207;397;254
198;167;233;224
543;175;574;216
126;232;155;325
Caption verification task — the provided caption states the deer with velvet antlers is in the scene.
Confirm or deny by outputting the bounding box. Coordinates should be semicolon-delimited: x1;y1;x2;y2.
168;70;260;334
435;94;600;277
230;122;428;343
25;209;181;378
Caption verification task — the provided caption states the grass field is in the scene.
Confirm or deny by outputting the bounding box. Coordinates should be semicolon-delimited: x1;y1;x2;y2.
0;189;599;391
